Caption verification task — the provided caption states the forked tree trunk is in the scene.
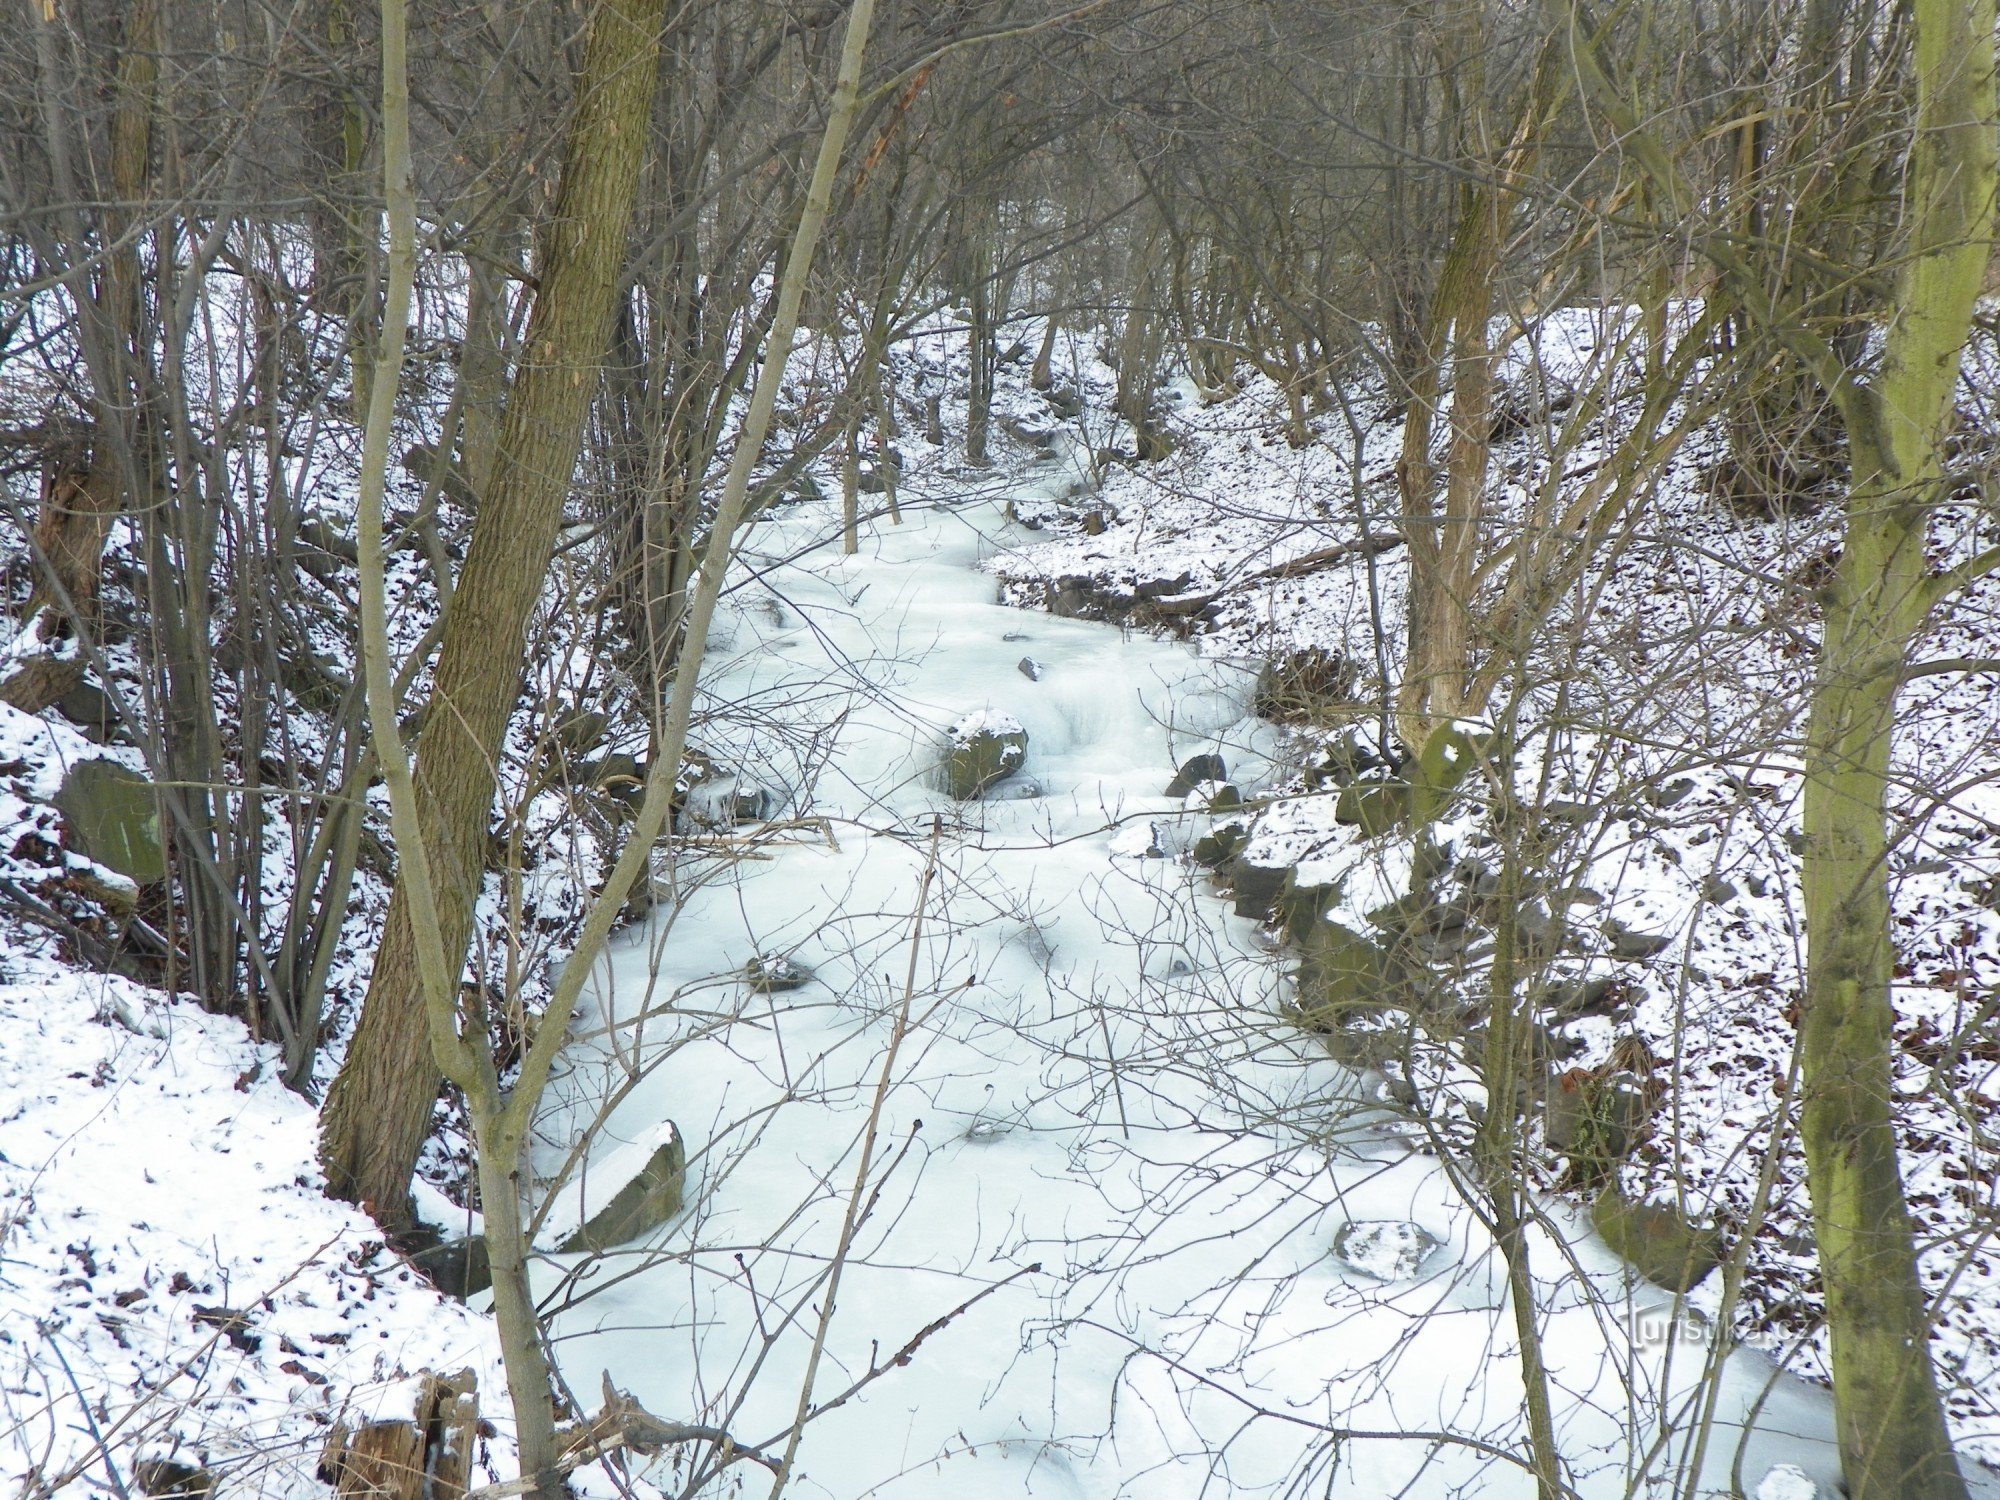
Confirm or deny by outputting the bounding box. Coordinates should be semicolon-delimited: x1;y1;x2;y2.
1571;0;1995;1489
319;0;667;1225
1795;4;1993;1492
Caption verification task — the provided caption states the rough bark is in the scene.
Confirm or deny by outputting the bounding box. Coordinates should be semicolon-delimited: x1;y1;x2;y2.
1795;0;1994;1490
1571;0;1995;1488
319;0;667;1226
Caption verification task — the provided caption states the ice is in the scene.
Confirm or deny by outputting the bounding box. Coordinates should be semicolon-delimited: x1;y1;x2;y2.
529;462;1875;1500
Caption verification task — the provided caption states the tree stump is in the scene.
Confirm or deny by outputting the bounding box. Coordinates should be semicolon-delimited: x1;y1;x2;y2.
320;1370;478;1500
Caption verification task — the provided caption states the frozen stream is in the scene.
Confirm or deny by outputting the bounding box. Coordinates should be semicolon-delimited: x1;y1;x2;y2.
536;464;1856;1500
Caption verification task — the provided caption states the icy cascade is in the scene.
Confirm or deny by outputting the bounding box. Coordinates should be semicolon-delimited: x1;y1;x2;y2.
536;467;1862;1500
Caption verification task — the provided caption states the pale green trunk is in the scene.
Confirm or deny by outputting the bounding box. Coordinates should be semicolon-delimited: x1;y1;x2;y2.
1796;0;1993;1493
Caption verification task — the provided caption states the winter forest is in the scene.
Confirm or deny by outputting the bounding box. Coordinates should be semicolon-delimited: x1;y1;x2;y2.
2;0;1998;1497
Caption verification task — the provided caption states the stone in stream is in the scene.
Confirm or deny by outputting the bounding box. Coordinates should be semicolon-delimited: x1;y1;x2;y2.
940;711;1029;799
555;1125;689;1256
54;758;165;884
1017;656;1044;681
680;773;780;830
1164;751;1227;797
1332;1220;1446;1281
1591;1188;1721;1291
743;954;812;993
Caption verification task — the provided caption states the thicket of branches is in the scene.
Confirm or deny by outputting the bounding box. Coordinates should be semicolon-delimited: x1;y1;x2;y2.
2;0;1996;1496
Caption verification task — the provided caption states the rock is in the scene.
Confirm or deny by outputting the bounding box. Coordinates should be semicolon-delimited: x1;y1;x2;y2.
1017;656;1044;681
1546;1067;1654;1181
1202;783;1243;813
553;708;609;757
941;711;1028;799
1332;1220;1445;1281
1591;1188;1722;1291
1334;775;1412;836
409;1235;491;1300
589;752;646;805
743;954;811;993
557;1128;688;1256
1538;975;1622;1020
54;758;165;884
1700;874;1738;905
133;1459;214;1499
1164;751;1227;797
681;774;779;829
1309;730;1393;789
1227;854;1290;919
1604;921;1674;960
1647;777;1696;809
1295;921;1389;1026
1191;823;1246;869
55;679;122;743
1044;384;1084;418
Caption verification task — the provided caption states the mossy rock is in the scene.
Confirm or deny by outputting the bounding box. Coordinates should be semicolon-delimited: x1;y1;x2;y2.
54;759;164;884
1546;1066;1654;1184
1276;874;1342;944
941;713;1029;799
1191;823;1246;869
558;1129;688;1256
1295;920;1390;1027
1591;1188;1721;1291
1334;776;1412;836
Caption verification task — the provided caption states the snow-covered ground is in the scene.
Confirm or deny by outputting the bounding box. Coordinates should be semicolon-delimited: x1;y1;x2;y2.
4;300;1995;1499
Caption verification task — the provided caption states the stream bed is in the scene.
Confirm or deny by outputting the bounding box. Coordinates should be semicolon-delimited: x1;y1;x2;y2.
535;465;1855;1500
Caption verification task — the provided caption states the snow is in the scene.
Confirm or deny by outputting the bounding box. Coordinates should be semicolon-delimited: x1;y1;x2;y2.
0;970;507;1494
525;433;1904;1499
3;296;1995;1499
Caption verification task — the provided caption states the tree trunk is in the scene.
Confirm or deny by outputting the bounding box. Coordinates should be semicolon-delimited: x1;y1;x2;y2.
1;435;119;713
319;0;667;1226
1795;0;1993;1491
966;268;993;467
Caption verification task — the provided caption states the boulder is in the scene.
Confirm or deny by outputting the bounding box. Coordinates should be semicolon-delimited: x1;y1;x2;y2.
1295;920;1389;1026
54;758;165;884
1546;1066;1654;1182
1604;921;1674;961
409;1235;491;1301
56;679;122;743
941;712;1028;799
1191;822;1246;869
1591;1188;1721;1291
743;954;812;993
1332;1220;1445;1281
681;773;779;829
1227;853;1290;919
1164;751;1228;797
556;1127;688;1256
1309;730;1394;789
